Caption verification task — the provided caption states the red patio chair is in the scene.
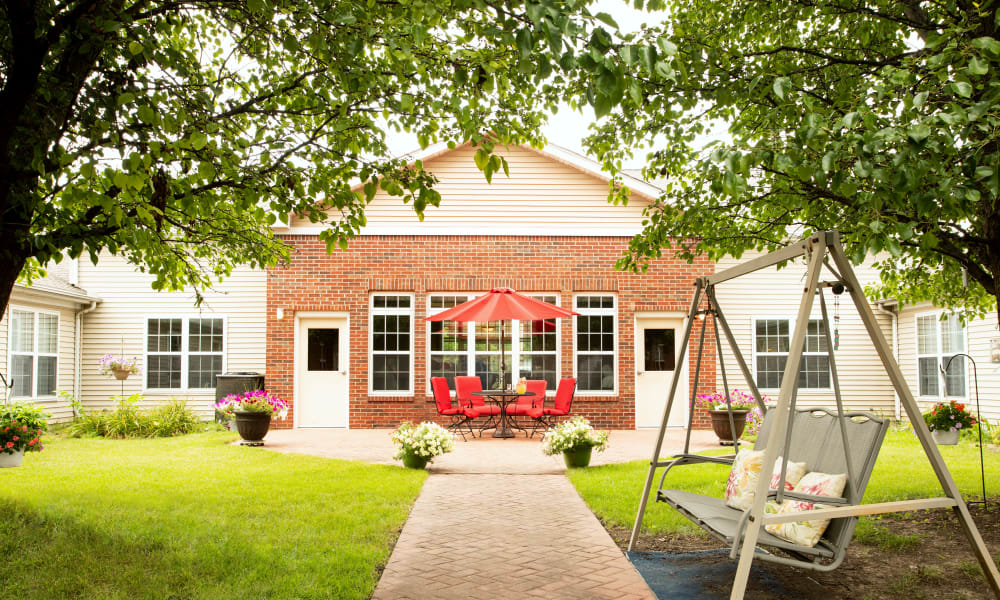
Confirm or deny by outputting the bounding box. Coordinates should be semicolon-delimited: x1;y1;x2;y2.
526;377;576;437
455;376;500;434
431;377;477;441
508;379;547;434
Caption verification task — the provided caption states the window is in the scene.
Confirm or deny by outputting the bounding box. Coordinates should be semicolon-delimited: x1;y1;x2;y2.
145;317;225;389
428;295;470;389
916;312;966;398
427;294;560;392
753;318;830;390
575;295;616;392
9;309;58;398
519;295;558;389
371;295;413;393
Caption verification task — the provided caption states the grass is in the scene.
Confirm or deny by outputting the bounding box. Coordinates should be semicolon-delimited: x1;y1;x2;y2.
0;432;426;600
567;428;1000;538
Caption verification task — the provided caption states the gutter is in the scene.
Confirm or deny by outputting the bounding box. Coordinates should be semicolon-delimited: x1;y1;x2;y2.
74;300;98;411
874;301;900;420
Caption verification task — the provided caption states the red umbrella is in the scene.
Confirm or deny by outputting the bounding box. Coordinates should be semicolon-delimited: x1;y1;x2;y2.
425;288;578;388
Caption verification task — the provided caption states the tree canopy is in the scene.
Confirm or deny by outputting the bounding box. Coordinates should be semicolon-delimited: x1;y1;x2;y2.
586;0;1000;320
0;0;610;315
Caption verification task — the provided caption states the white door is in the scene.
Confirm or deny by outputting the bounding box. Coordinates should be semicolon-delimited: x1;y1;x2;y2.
635;316;689;428
297;317;349;427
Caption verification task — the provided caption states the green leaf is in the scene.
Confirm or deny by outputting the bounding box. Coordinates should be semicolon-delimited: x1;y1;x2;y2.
908;123;930;143
968;56;989;76
128;41;144;55
821;152;835;172
137;106;156;124
773;77;791;100
593;93;613;119
951;81;973;97
971;36;1000;56
594;12;619;28
190;131;208;151
912;91;928;108
474;148;489;171
516;28;533;59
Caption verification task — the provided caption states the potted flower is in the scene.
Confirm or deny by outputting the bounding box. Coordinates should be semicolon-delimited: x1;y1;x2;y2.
696;389;765;445
923;400;976;445
0;401;50;468
99;354;141;380
541;416;609;468
215;390;289;446
390;421;455;469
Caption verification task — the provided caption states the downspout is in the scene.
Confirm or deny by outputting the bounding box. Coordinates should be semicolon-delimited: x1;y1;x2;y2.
875;301;900;421
74;301;98;412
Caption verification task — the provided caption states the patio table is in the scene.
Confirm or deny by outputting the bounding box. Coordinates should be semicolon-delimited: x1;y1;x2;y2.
471;391;535;438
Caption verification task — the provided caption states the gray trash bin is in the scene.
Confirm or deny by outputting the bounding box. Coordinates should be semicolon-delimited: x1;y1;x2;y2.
214;372;265;423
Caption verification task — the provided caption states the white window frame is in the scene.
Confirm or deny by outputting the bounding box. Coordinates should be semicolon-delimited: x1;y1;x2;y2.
572;294;618;395
751;315;832;392
915;310;968;400
7;306;59;399
425;293;561;395
142;315;227;392
369;293;415;396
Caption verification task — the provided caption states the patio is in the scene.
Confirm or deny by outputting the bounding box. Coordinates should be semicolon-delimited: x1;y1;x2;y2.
262;427;719;599
262;427;719;474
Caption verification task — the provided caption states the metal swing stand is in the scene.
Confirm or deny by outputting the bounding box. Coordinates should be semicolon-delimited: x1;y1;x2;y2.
627;231;1000;600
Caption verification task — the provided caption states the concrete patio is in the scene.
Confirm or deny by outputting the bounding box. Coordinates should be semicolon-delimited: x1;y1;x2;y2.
262;427;720;599
263;427;719;474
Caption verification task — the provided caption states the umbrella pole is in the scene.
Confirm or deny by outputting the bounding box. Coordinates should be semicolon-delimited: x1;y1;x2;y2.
500;320;507;390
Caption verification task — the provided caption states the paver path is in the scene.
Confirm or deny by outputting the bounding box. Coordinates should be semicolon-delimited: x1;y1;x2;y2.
371;473;657;600
263;428;719;599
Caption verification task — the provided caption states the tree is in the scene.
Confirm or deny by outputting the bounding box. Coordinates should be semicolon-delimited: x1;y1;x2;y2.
0;0;607;317
586;0;1000;321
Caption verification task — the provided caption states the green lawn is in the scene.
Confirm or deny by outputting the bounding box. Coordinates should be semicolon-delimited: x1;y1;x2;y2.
568;429;1000;538
0;432;426;600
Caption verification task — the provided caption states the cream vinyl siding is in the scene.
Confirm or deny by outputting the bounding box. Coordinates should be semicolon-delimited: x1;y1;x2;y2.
77;254;266;419
2;293;81;421
897;303;1000;422
711;254;896;416
288;144;653;235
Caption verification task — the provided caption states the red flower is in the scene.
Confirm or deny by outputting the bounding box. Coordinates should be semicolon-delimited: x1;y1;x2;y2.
956;403;965;412
21;425;27;432
12;436;18;442
4;442;12;448
28;439;36;446
36;429;42;435
1;427;6;433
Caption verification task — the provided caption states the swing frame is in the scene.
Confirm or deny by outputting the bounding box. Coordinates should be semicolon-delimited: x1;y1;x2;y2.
627;231;1000;600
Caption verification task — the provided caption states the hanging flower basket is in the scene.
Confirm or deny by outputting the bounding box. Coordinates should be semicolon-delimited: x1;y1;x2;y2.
99;354;141;379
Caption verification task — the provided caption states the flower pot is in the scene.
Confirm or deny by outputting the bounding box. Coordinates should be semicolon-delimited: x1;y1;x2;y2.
932;429;960;445
233;411;272;446
112;368;131;381
0;449;25;468
563;446;593;468
708;409;749;445
401;453;429;469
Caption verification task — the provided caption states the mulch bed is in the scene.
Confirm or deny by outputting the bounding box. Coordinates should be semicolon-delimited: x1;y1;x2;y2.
610;499;1000;599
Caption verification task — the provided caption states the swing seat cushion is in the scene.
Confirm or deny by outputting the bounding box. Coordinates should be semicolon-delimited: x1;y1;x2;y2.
764;471;848;547
724;449;807;511
659;489;837;558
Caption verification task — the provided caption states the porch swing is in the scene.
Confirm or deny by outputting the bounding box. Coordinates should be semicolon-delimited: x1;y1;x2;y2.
627;231;1000;600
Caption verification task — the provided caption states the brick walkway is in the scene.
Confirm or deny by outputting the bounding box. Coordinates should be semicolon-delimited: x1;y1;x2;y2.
372;474;657;600
263;428;719;599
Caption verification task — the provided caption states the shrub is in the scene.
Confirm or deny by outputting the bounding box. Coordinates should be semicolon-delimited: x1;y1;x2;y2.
65;394;203;439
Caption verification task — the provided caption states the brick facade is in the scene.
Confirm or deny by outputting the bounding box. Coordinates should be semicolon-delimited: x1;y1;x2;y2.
266;235;716;430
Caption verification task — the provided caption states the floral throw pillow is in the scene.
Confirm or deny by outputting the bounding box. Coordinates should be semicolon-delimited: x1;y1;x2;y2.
765;471;848;547
724;449;807;511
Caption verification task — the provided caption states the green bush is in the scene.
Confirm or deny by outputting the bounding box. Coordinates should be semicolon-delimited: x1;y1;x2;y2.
64;394;203;439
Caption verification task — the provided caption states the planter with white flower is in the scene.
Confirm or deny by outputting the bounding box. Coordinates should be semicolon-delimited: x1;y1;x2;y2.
391;421;455;469
99;354;141;381
215;390;289;446
923;400;976;445
540;417;609;468
0;401;50;468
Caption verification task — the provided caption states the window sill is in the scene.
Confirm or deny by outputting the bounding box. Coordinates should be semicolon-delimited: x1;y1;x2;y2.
368;395;417;403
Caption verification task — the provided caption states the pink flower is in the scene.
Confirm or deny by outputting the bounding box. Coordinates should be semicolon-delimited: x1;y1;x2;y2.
21;425;27;432
4;442;12;449
28;439;37;446
12;436;18;442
